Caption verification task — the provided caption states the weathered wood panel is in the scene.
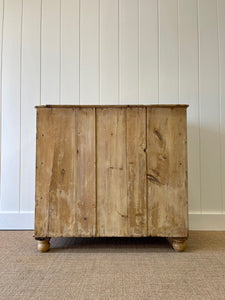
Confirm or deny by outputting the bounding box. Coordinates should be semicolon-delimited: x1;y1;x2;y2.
35;108;76;237
35;108;96;237
47;109;76;237
75;108;96;236
97;108;128;236
127;108;147;236
147;107;188;237
35;106;188;239
35;108;53;236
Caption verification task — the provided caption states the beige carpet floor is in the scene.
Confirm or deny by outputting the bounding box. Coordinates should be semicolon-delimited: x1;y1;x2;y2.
0;231;225;300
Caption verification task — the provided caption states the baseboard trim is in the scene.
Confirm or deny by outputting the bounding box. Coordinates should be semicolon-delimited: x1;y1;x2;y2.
0;212;34;230
189;213;225;230
0;212;225;230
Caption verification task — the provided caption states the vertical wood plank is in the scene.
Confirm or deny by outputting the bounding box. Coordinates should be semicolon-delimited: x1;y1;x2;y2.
127;108;147;236
218;0;225;213
198;0;221;212
100;0;118;104
97;108;127;236
158;0;178;103
1;0;22;211
61;0;79;104
35;108;56;236
80;0;99;104
35;108;76;237
41;0;60;104
147;107;188;237
139;0;158;104
119;0;139;104
75;108;96;236
179;0;201;212
47;109;76;237
20;0;41;212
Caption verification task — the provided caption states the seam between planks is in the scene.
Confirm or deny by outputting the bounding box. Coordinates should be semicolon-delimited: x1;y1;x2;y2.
146;107;148;236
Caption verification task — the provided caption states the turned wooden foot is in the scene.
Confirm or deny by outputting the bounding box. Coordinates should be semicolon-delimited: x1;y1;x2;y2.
167;237;186;252
36;238;51;252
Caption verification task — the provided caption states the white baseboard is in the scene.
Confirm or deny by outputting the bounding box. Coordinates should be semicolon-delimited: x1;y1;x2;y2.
0;212;34;230
0;212;225;230
189;213;225;230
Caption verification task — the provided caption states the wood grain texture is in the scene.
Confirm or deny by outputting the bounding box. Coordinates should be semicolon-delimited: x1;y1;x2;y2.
75;108;96;236
35;106;188;240
35;108;96;237
147;107;188;237
35;108;76;237
35;108;57;237
47;109;76;237
96;108;128;236
127;108;147;236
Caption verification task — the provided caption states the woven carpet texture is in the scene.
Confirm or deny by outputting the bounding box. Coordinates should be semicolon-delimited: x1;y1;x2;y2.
0;231;225;300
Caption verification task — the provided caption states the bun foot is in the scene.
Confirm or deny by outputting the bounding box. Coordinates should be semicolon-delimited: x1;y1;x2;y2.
167;237;186;252
37;239;50;252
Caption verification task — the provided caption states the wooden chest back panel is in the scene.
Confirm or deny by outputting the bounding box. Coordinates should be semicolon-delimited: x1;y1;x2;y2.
35;106;188;238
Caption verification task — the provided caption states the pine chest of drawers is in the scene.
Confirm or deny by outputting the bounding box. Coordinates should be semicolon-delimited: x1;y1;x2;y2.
34;105;188;252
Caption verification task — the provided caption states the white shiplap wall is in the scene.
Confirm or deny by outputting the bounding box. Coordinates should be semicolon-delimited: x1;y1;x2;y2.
0;0;225;230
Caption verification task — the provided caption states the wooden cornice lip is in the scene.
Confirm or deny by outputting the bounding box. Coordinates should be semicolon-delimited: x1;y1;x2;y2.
35;104;189;109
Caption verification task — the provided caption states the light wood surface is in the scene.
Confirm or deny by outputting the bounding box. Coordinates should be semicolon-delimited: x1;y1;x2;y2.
35;106;188;250
97;108;128;236
127;107;147;236
75;108;96;236
35;108;76;237
37;239;50;252
147;107;188;237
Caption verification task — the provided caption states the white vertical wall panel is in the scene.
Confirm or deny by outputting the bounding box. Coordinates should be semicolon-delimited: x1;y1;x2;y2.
179;0;201;212
100;0;118;104
61;0;79;104
139;0;158;104
218;0;225;213
198;0;221;212
0;0;3;201
20;0;41;212
158;0;178;103
1;0;22;211
80;0;99;104
41;0;60;104
1;0;225;229
119;0;139;104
